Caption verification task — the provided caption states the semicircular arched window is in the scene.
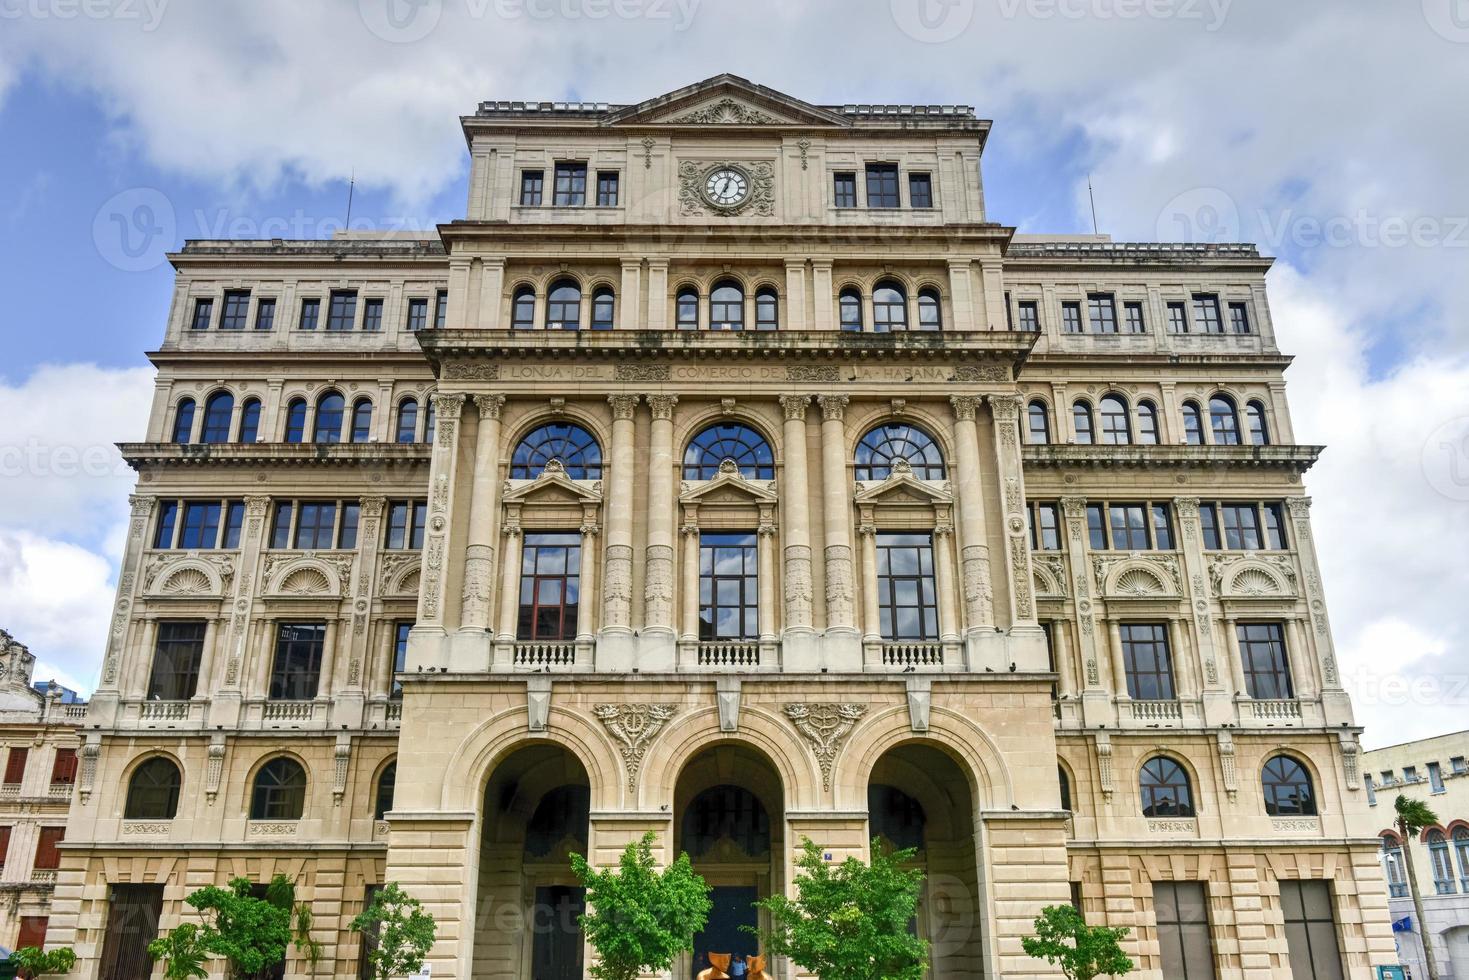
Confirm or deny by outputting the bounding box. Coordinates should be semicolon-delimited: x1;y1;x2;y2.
1136;400;1160;446
1027;401;1051;445
1261;755;1316;816
1099;394;1131;445
1246;399;1271;446
238;398;262;444
872;281;908;332
709;281;744;331
1140;756;1194;818
755;287;779;331
1181;400;1204;446
350;398;374;444
676;287;700;330
374;761;396;821
395;398;419;444
313;392;345;444
1429;830;1456;891
1072;401;1095;445
124;757;182;820
1058;766;1072;812
916;287;942;331
1210;395;1240;445
546;280;581;331
172;398;196;445
591;287;616;331
250;757;307;821
511;423;603;480
839;288;864;332
511;286;536;330
201;392;234;444
283;398;307;444
854;423;946;481
683;423;775;480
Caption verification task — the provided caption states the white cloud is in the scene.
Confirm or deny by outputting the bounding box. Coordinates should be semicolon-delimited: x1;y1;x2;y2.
0;530;117;694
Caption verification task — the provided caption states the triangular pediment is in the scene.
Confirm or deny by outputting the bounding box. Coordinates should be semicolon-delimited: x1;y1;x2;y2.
503;469;601;504
855;470;952;505
681;468;777;505
606;74;848;128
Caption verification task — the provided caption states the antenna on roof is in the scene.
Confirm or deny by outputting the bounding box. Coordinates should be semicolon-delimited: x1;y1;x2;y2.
1087;174;1099;235
344;169;356;232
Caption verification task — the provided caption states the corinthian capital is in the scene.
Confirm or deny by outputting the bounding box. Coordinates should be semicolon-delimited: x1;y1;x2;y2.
648;394;679;421
608;394;640;421
986;394;1023;424
817;395;848;422
474;394;506;420
431;392;466;419
950;395;981;422
780;395;810;422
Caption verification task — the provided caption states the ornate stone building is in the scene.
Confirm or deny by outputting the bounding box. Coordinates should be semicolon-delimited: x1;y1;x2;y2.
53;76;1396;978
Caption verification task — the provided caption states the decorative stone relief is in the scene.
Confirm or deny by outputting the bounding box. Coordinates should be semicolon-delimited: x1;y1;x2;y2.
442;362;500;381
951;364;1009;383
1217;731;1237;801
604;544;634;626
950;395;980;422
1339;732;1361;788
333;735;351;805
678;160;775;217
787;365;838;383
1009;536;1034;619
783;547;814;626
717;677;741;733
785;702;867;791
641;136;655;169
1033;555;1068;598
645;545;675;625
421;534;446;619
823;545;854;616
1095;732;1113;798
795;137;812;170
78;735;101;803
205;733;226;803
527;677;553;733
960;545;993;625
670;98;779;125
615;364;671;383
594;703;677;791
475;394;506;420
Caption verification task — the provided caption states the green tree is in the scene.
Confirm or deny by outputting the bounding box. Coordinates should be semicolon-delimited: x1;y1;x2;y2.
750;838;928;980
146;922;209;980
570;831;712;980
146;877;293;980
1021;904;1133;980
349;883;437;980
9;946;77;979
1395;794;1443;980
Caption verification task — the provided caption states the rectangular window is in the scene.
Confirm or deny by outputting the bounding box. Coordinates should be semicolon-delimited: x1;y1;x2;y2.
1088;294;1117;333
220;290;251;330
1167;301;1188;334
1108;505;1150;550
148;621;206;701
1219;504;1263;550
699;533;759;641
34;827;64;870
1122;624;1175;700
1192;294;1223;334
1124;301;1146;333
270;502;294;550
435;289;448;329
293;502;339;550
1199;504;1220;550
1228;302;1252;334
190;298;214;331
269;623;325;701
908;173;933;209
16;915;48;950
1453;756;1468;775
1429;761;1445;793
385;501;428;550
865;164;900;208
153;501;179;549
553;162;587;206
1029;502;1061;551
833;172;857;208
0;826;9;869
1153;881;1217;980
1152;504;1175;549
1017;300;1039;332
254;297;276;331
298;297;321;331
520;169;544;206
177;501;222;550
327;290;357;331
875;533;938;641
1086;504;1107;550
1364;775;1377;806
596;171;619;207
1061;302;1083;333
405;297;428;332
517;533;582;641
361;298;384;332
98;885;164;980
338;502;360;550
1263;503;1288;550
1280;881;1344;980
391;622;412;698
1238;623;1293;700
1403;765;1419;783
50;748;77;786
223;501;245;549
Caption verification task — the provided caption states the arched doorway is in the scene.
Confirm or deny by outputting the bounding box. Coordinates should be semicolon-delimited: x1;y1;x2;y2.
674;743;785;978
868;743;982;980
472;744;590;980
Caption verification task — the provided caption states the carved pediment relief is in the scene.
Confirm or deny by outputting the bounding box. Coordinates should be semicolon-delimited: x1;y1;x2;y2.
378;553;423;598
142;553;236;599
1032;556;1068;599
503;468;603;506
680;468;777;506
262;553;353;599
854;468;953;507
1091;553;1183;600
605;75;847;128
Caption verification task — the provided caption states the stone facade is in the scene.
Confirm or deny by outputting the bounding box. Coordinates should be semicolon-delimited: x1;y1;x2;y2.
50;75;1395;978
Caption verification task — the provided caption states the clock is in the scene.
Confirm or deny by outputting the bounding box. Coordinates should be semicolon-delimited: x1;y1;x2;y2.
703;166;750;208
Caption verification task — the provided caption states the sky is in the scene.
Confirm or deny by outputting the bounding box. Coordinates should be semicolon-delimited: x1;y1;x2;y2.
0;0;1466;748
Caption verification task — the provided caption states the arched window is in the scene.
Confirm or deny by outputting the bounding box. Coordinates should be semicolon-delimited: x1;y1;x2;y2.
683;423;775;480
591;287;615;331
1027;401;1051;445
1429;830;1456;893
676;287;699;330
1099;394;1131;445
839;288;863;332
546;279;581;331
1454;828;1469;886
854;423;946;481
1210;395;1240;445
1246;400;1270;446
916;287;942;331
709;281;744;331
238;398;262;444
172;398;196;445
755;287;779;331
201;392;234;444
424;399;437;444
1381;835;1407;897
395;398;419;444
1181;401;1204;446
511;423;602;480
1136;400;1160;446
374;762;396;821
250;757;307;820
1072;401;1095;445
283;398;307;444
313;392;344;444
511;286;536;330
1140;757;1194;818
872;281;908;332
349;398;374;444
1261;755;1316;816
124;757;182;820
1058;766;1072;812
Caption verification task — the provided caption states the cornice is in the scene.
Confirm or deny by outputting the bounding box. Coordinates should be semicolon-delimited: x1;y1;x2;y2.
117;443;433;471
1022;444;1323;473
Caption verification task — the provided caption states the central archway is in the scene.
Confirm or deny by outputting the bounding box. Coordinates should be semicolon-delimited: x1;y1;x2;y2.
674;742;785;978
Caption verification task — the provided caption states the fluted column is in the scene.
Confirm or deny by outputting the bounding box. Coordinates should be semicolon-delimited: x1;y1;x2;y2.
599;395;639;670
1108;619;1129;700
949;397;995;637
457;396;506;666
818;394;859;668
641;395;678;671
779;396;818;670
858;521;881;645
1168;617;1195;701
577;519;600;651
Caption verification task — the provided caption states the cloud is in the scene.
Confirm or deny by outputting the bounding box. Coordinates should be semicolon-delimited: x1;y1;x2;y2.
0;530;115;694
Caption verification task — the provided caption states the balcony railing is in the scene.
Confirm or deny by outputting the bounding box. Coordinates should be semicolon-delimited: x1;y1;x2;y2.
140;701;191;722
47;783;73;801
30;869;57;884
881;642;944;669
697;641;761;668
384;701;403;723
262;701;316;724
0;784;19;800
1130;700;1183;723
1249;699;1302;721
513;642;577;670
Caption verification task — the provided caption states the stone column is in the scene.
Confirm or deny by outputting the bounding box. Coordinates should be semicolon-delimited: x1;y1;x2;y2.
577;519;600;653
619;259;642;330
949;396;996;663
858;521;881;664
453;396;505;672
779;396;818;670
1286;618;1316;700
599;395;640;670
1107;619;1130;701
316;619;339;700
817;395;860;669
1224;615;1248;698
493;509;523;669
407;393;465;672
642;395;678;671
988;394;1046;672
1167;616;1195;701
680;515;701;644
933;515;961;647
757;513;777;645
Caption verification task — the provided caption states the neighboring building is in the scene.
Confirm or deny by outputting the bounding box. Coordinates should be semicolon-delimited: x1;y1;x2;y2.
51;75;1396;978
0;631;85;953
1366;731;1469;978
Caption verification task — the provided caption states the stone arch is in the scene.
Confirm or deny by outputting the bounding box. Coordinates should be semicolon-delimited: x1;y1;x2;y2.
440;705;621;812
240;751;311;817
501;405;612;474
149;559;228;598
837;703;1012;812
1032;562;1063;599
673;405;785;468
1223;562;1290;598
1099;558;1178;599
265;556;346;597
845;406;957;468
641;706;817;812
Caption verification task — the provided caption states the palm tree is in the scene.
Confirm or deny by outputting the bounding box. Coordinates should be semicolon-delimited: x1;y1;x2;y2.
1395;794;1442;980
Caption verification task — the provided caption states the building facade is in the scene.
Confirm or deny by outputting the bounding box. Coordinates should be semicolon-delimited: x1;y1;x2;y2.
52;76;1397;978
1366;731;1469;978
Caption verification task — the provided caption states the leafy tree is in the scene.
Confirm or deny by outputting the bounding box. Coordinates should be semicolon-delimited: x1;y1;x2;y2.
349;883;437;980
570;831;712;980
146;923;209;980
1395;794;1443;980
146;877;292;980
1021;904;1133;980
9;946;77;979
750;838;928;980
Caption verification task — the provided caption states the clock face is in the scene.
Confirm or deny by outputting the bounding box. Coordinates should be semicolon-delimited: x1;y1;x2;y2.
704;167;750;207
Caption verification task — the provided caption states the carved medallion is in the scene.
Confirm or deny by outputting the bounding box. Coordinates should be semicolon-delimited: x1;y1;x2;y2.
785;702;867;791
